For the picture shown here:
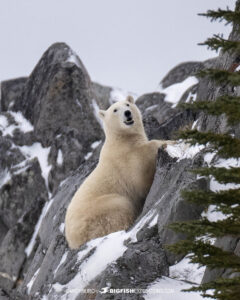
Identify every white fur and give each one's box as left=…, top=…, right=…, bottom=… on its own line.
left=65, top=96, right=175, bottom=249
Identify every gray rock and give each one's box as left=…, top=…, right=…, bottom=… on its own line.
left=0, top=77, right=27, bottom=111
left=11, top=43, right=103, bottom=194
left=0, top=158, right=48, bottom=230
left=143, top=149, right=208, bottom=265
left=91, top=81, right=113, bottom=110
left=0, top=195, right=45, bottom=291
left=160, top=61, right=203, bottom=89
left=202, top=237, right=239, bottom=284
left=0, top=136, right=25, bottom=170
left=18, top=156, right=98, bottom=298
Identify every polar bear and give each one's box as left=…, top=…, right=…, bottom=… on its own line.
left=65, top=96, right=175, bottom=249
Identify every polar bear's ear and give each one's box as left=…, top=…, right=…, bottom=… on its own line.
left=126, top=95, right=135, bottom=104
left=99, top=110, right=106, bottom=119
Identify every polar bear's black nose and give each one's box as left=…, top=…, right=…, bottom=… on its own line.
left=124, top=110, right=132, bottom=118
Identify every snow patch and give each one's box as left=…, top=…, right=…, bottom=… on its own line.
left=76, top=99, right=82, bottom=110
left=67, top=50, right=82, bottom=68
left=91, top=140, right=101, bottom=149
left=204, top=152, right=216, bottom=166
left=170, top=256, right=205, bottom=284
left=25, top=197, right=54, bottom=257
left=185, top=91, right=197, bottom=103
left=144, top=276, right=209, bottom=300
left=166, top=142, right=204, bottom=161
left=191, top=119, right=199, bottom=130
left=27, top=268, right=40, bottom=294
left=84, top=152, right=93, bottom=160
left=157, top=76, right=199, bottom=107
left=146, top=104, right=159, bottom=111
left=57, top=149, right=63, bottom=166
left=51, top=209, right=157, bottom=297
left=19, top=143, right=51, bottom=193
left=92, top=99, right=103, bottom=128
left=0, top=112, right=33, bottom=136
left=0, top=169, right=11, bottom=189
left=202, top=204, right=228, bottom=222
left=59, top=223, right=65, bottom=234
left=148, top=214, right=158, bottom=227
left=9, top=111, right=34, bottom=133
left=52, top=231, right=128, bottom=297
left=110, top=88, right=138, bottom=103
left=0, top=115, right=8, bottom=129
left=54, top=252, right=68, bottom=275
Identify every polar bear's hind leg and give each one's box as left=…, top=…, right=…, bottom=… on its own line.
left=65, top=194, right=135, bottom=249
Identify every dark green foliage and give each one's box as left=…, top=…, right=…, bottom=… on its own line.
left=179, top=95, right=240, bottom=125
left=199, top=8, right=240, bottom=25
left=178, top=130, right=240, bottom=158
left=168, top=2, right=240, bottom=299
left=198, top=69, right=240, bottom=85
left=199, top=35, right=240, bottom=53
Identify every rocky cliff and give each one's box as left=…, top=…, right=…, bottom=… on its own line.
left=0, top=14, right=239, bottom=300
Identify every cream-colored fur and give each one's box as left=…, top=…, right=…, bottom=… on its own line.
left=65, top=96, right=175, bottom=249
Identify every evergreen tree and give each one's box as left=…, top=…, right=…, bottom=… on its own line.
left=167, top=2, right=240, bottom=299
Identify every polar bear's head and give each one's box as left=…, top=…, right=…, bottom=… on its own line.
left=99, top=96, right=144, bottom=137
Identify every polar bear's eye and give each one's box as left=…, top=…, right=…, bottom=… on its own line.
left=126, top=104, right=130, bottom=107
left=113, top=109, right=118, bottom=113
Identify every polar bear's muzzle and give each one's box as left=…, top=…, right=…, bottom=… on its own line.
left=124, top=110, right=134, bottom=125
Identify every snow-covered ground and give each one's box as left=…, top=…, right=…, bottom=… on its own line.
left=144, top=277, right=210, bottom=300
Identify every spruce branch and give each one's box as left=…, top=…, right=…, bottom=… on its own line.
left=199, top=34, right=240, bottom=53
left=199, top=8, right=240, bottom=26
left=179, top=96, right=240, bottom=125
left=198, top=69, right=240, bottom=85
left=178, top=130, right=240, bottom=158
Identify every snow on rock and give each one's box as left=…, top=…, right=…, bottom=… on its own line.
left=57, top=149, right=63, bottom=166
left=157, top=76, right=199, bottom=107
left=204, top=152, right=216, bottom=166
left=19, top=143, right=51, bottom=192
left=84, top=140, right=101, bottom=160
left=27, top=268, right=40, bottom=294
left=144, top=276, right=209, bottom=300
left=9, top=111, right=34, bottom=133
left=0, top=169, right=11, bottom=189
left=52, top=231, right=128, bottom=298
left=170, top=256, right=205, bottom=284
left=0, top=115, right=8, bottom=129
left=50, top=209, right=157, bottom=298
left=215, top=157, right=240, bottom=169
left=67, top=50, right=82, bottom=68
left=191, top=119, right=199, bottom=130
left=0, top=111, right=33, bottom=136
left=235, top=65, right=240, bottom=72
left=25, top=197, right=54, bottom=257
left=92, top=99, right=103, bottom=128
left=110, top=88, right=138, bottom=103
left=202, top=205, right=228, bottom=222
left=91, top=140, right=101, bottom=149
left=54, top=252, right=68, bottom=276
left=185, top=91, right=197, bottom=103
left=75, top=98, right=82, bottom=110
left=84, top=152, right=93, bottom=161
left=146, top=104, right=159, bottom=111
left=59, top=223, right=65, bottom=234
left=166, top=142, right=205, bottom=161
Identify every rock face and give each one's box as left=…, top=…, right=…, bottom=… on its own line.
left=0, top=10, right=239, bottom=298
